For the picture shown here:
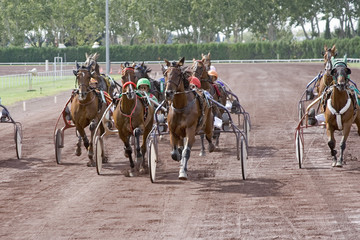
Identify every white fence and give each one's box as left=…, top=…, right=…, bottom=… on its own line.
left=0, top=70, right=73, bottom=89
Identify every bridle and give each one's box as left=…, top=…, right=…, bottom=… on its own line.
left=192, top=60, right=206, bottom=79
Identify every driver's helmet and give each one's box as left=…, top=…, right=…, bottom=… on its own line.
left=189, top=76, right=201, bottom=88
left=208, top=70, right=218, bottom=80
left=137, top=78, right=151, bottom=89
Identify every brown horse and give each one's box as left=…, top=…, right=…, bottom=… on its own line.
left=163, top=57, right=215, bottom=180
left=190, top=58, right=227, bottom=146
left=71, top=62, right=107, bottom=166
left=324, top=60, right=360, bottom=167
left=201, top=52, right=211, bottom=71
left=113, top=64, right=154, bottom=176
left=316, top=45, right=337, bottom=96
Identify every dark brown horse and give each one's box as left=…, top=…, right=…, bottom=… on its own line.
left=190, top=58, right=227, bottom=146
left=71, top=62, right=107, bottom=166
left=113, top=64, right=154, bottom=176
left=134, top=62, right=165, bottom=103
left=163, top=57, right=215, bottom=180
left=316, top=45, right=337, bottom=96
left=324, top=59, right=360, bottom=167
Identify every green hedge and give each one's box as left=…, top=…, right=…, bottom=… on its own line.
left=1, top=37, right=360, bottom=63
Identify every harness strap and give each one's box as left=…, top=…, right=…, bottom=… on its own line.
left=119, top=96, right=138, bottom=133
left=327, top=91, right=351, bottom=130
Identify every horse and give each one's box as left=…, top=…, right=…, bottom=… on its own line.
left=163, top=57, right=215, bottom=180
left=324, top=58, right=360, bottom=167
left=113, top=64, right=154, bottom=176
left=190, top=58, right=227, bottom=146
left=316, top=45, right=337, bottom=96
left=71, top=62, right=108, bottom=166
left=134, top=62, right=165, bottom=103
left=84, top=52, right=115, bottom=98
left=200, top=52, right=211, bottom=71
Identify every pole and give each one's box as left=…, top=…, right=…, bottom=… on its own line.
left=106, top=0, right=110, bottom=75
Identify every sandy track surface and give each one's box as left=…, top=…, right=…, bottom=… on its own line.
left=1, top=63, right=360, bottom=239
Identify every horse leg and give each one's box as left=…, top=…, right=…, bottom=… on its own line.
left=121, top=136, right=136, bottom=177
left=170, top=134, right=182, bottom=161
left=337, top=124, right=351, bottom=167
left=179, top=130, right=197, bottom=180
left=199, top=134, right=206, bottom=156
left=326, top=127, right=337, bottom=167
left=86, top=120, right=99, bottom=166
left=134, top=128, right=143, bottom=171
left=75, top=135, right=82, bottom=156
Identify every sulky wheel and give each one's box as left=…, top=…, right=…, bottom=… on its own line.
left=298, top=101, right=304, bottom=125
left=55, top=129, right=63, bottom=164
left=243, top=115, right=250, bottom=142
left=240, top=136, right=247, bottom=180
left=295, top=129, right=304, bottom=168
left=95, top=136, right=103, bottom=175
left=14, top=124, right=22, bottom=159
left=147, top=138, right=158, bottom=183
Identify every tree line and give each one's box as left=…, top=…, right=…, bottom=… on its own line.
left=0, top=0, right=359, bottom=48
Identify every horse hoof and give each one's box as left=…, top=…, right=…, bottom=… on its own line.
left=102, top=156, right=108, bottom=163
left=179, top=169, right=188, bottom=180
left=332, top=161, right=337, bottom=167
left=87, top=160, right=95, bottom=167
left=128, top=169, right=136, bottom=177
left=199, top=151, right=206, bottom=157
left=208, top=144, right=215, bottom=153
left=75, top=148, right=81, bottom=156
left=171, top=151, right=180, bottom=161
left=336, top=161, right=343, bottom=167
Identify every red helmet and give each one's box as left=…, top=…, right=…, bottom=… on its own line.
left=189, top=76, right=201, bottom=88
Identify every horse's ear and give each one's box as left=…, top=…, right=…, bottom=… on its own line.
left=76, top=61, right=80, bottom=70
left=93, top=52, right=100, bottom=60
left=345, top=68, right=351, bottom=75
left=331, top=45, right=336, bottom=52
left=141, top=61, right=145, bottom=67
left=208, top=52, right=211, bottom=57
left=85, top=53, right=89, bottom=59
left=161, top=65, right=167, bottom=74
left=164, top=59, right=170, bottom=67
left=192, top=58, right=196, bottom=62
left=201, top=53, right=204, bottom=58
left=120, top=63, right=124, bottom=70
left=73, top=70, right=78, bottom=76
left=324, top=45, right=328, bottom=51
left=179, top=57, right=185, bottom=66
left=331, top=68, right=337, bottom=76
left=131, top=62, right=136, bottom=68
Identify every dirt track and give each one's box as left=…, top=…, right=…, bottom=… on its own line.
left=1, top=63, right=360, bottom=239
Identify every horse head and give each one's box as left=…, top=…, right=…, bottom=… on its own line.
left=322, top=45, right=337, bottom=76
left=84, top=52, right=100, bottom=75
left=201, top=52, right=211, bottom=71
left=134, top=62, right=151, bottom=81
left=164, top=57, right=188, bottom=101
left=74, top=62, right=94, bottom=101
left=191, top=59, right=208, bottom=80
left=121, top=62, right=137, bottom=99
left=331, top=56, right=351, bottom=91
